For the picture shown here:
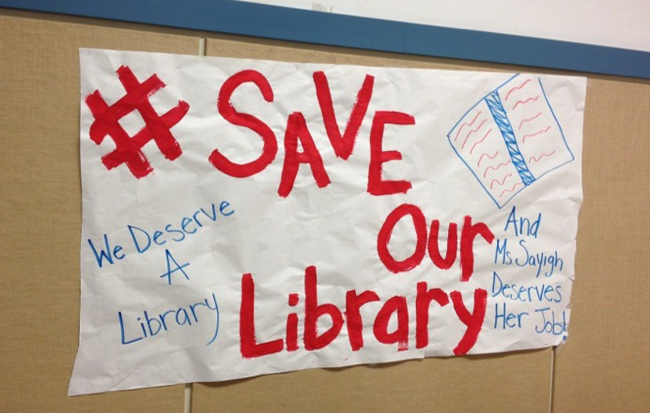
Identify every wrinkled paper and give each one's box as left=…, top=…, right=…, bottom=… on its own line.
left=70, top=48, right=585, bottom=395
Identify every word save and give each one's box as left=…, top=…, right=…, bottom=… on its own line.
left=211, top=70, right=414, bottom=197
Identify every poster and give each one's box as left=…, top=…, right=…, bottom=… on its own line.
left=69, top=49, right=585, bottom=395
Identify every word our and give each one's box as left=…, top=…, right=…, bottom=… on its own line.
left=376, top=204, right=494, bottom=281
left=88, top=68, right=417, bottom=199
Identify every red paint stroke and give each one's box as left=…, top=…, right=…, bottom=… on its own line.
left=482, top=160, right=511, bottom=178
left=489, top=173, right=512, bottom=190
left=428, top=220, right=458, bottom=270
left=367, top=111, right=415, bottom=196
left=498, top=182, right=523, bottom=198
left=86, top=66, right=188, bottom=178
left=346, top=290, right=380, bottom=351
left=376, top=204, right=427, bottom=273
left=518, top=112, right=542, bottom=130
left=373, top=296, right=409, bottom=352
left=469, top=128, right=493, bottom=154
left=459, top=216, right=494, bottom=282
left=210, top=70, right=277, bottom=178
left=454, top=111, right=482, bottom=142
left=304, top=266, right=344, bottom=351
left=313, top=71, right=374, bottom=160
left=512, top=95, right=539, bottom=110
left=278, top=112, right=332, bottom=197
left=460, top=119, right=488, bottom=150
left=522, top=125, right=551, bottom=143
left=504, top=78, right=532, bottom=101
left=477, top=150, right=499, bottom=168
left=451, top=289, right=487, bottom=355
left=240, top=273, right=284, bottom=358
left=529, top=150, right=556, bottom=164
left=415, top=282, right=449, bottom=349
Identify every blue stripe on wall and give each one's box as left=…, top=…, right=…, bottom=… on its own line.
left=2, top=0, right=649, bottom=79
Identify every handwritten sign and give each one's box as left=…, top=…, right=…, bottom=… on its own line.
left=69, top=49, right=586, bottom=395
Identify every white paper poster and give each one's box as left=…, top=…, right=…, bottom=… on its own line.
left=70, top=49, right=585, bottom=395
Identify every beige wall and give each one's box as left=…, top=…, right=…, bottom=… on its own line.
left=1, top=9, right=648, bottom=412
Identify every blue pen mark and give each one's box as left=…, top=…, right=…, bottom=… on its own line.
left=484, top=90, right=535, bottom=186
left=159, top=249, right=190, bottom=285
left=206, top=294, right=220, bottom=346
left=538, top=78, right=575, bottom=161
left=447, top=74, right=575, bottom=208
left=118, top=292, right=220, bottom=346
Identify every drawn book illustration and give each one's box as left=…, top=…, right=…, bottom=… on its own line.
left=448, top=74, right=574, bottom=208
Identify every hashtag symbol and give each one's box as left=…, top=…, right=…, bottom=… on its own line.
left=85, top=66, right=189, bottom=178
